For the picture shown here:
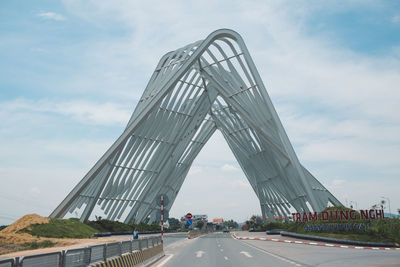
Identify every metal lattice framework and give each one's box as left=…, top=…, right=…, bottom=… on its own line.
left=50, top=29, right=342, bottom=223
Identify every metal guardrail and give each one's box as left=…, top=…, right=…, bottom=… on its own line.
left=63, top=247, right=90, bottom=267
left=0, top=236, right=162, bottom=267
left=20, top=252, right=62, bottom=267
left=0, top=258, right=15, bottom=267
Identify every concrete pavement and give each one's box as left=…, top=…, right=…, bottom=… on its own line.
left=154, top=232, right=299, bottom=267
left=152, top=231, right=400, bottom=267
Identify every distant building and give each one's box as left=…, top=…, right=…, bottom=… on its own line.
left=213, top=218, right=224, bottom=225
left=193, top=214, right=208, bottom=222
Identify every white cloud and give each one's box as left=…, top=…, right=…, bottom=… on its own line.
left=1, top=98, right=131, bottom=126
left=29, top=187, right=41, bottom=195
left=37, top=12, right=66, bottom=21
left=392, top=15, right=400, bottom=23
left=220, top=164, right=240, bottom=172
left=230, top=179, right=252, bottom=190
left=188, top=166, right=203, bottom=175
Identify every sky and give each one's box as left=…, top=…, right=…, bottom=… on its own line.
left=0, top=0, right=400, bottom=225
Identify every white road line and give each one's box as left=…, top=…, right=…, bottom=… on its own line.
left=220, top=249, right=224, bottom=252
left=224, top=256, right=228, bottom=260
left=240, top=251, right=253, bottom=258
left=218, top=244, right=221, bottom=247
left=196, top=250, right=205, bottom=258
left=241, top=241, right=302, bottom=266
left=153, top=254, right=174, bottom=267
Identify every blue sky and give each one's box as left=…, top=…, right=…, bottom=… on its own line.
left=0, top=0, right=400, bottom=224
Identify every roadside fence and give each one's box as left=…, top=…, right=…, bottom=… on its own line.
left=0, top=236, right=162, bottom=267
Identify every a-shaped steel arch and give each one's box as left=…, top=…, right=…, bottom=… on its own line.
left=50, top=29, right=342, bottom=223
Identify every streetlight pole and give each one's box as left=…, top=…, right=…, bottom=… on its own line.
left=381, top=196, right=391, bottom=216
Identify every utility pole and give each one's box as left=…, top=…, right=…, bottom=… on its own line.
left=161, top=195, right=164, bottom=244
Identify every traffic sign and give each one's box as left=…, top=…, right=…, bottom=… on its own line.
left=186, top=213, right=192, bottom=219
left=186, top=219, right=193, bottom=226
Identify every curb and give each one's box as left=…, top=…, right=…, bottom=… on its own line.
left=138, top=251, right=165, bottom=267
left=232, top=234, right=400, bottom=251
left=280, top=231, right=395, bottom=248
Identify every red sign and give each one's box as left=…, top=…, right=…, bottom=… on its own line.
left=292, top=209, right=384, bottom=223
left=186, top=213, right=192, bottom=219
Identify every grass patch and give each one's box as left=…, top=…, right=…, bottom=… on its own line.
left=0, top=241, right=57, bottom=255
left=22, top=240, right=56, bottom=250
left=18, top=217, right=163, bottom=239
left=19, top=218, right=98, bottom=238
left=86, top=219, right=133, bottom=233
left=86, top=219, right=161, bottom=233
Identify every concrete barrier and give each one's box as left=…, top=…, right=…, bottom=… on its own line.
left=89, top=244, right=164, bottom=267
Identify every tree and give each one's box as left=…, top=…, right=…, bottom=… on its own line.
left=195, top=220, right=204, bottom=229
left=224, top=219, right=238, bottom=229
left=168, top=218, right=180, bottom=228
left=397, top=208, right=400, bottom=218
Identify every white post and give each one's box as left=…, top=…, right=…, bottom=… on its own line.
left=161, top=195, right=164, bottom=244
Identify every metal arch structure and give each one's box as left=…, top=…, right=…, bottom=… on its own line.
left=50, top=29, right=342, bottom=223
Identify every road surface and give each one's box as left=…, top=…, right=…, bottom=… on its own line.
left=153, top=232, right=400, bottom=267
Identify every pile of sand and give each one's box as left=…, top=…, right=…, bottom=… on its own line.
left=0, top=214, right=121, bottom=256
left=1, top=214, right=50, bottom=234
left=0, top=214, right=51, bottom=244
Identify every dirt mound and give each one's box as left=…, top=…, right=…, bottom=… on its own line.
left=0, top=214, right=120, bottom=256
left=0, top=214, right=52, bottom=244
left=1, top=214, right=50, bottom=234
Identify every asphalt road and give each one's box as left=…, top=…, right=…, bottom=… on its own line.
left=162, top=233, right=188, bottom=247
left=153, top=232, right=400, bottom=267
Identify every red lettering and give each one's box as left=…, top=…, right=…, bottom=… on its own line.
left=302, top=212, right=308, bottom=222
left=375, top=209, right=384, bottom=219
left=308, top=212, right=318, bottom=221
left=296, top=213, right=301, bottom=222
left=321, top=211, right=329, bottom=221
left=340, top=210, right=349, bottom=220
left=369, top=209, right=375, bottom=219
left=350, top=210, right=356, bottom=220
left=329, top=210, right=338, bottom=221
left=360, top=210, right=369, bottom=220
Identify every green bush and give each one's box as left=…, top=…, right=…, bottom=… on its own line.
left=85, top=219, right=161, bottom=233
left=283, top=207, right=400, bottom=244
left=19, top=218, right=97, bottom=238
left=86, top=219, right=133, bottom=232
